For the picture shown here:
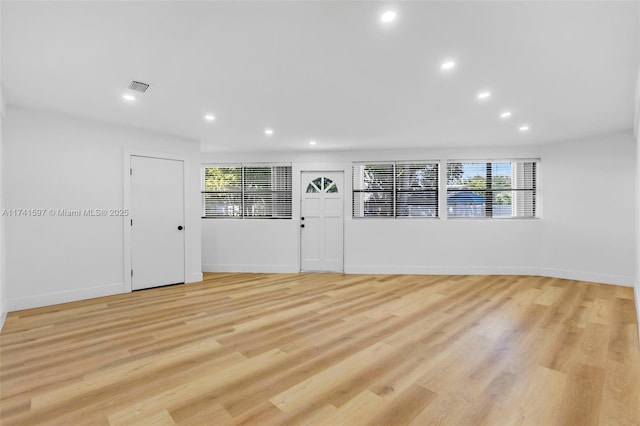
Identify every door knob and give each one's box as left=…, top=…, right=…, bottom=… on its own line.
left=301, top=217, right=305, bottom=220
left=178, top=226, right=184, bottom=230
left=301, top=224, right=305, bottom=228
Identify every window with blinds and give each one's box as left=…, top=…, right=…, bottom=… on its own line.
left=202, top=166, right=242, bottom=218
left=352, top=162, right=439, bottom=218
left=202, top=164, right=292, bottom=219
left=446, top=161, right=537, bottom=218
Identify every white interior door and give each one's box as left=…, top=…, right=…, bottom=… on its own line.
left=300, top=172, right=344, bottom=272
left=131, top=156, right=185, bottom=290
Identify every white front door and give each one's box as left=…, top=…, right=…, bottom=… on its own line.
left=300, top=172, right=344, bottom=272
left=131, top=156, right=185, bottom=290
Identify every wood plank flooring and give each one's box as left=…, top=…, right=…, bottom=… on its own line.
left=1, top=273, right=639, bottom=425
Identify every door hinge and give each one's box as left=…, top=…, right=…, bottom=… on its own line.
left=131, top=269, right=133, bottom=277
left=130, top=219, right=133, bottom=226
left=130, top=168, right=133, bottom=175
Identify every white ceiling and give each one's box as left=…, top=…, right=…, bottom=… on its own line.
left=2, top=1, right=638, bottom=153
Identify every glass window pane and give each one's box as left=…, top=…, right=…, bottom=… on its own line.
left=446, top=161, right=536, bottom=218
left=491, top=190, right=512, bottom=217
left=244, top=192, right=272, bottom=217
left=509, top=190, right=536, bottom=217
left=397, top=191, right=438, bottom=217
left=447, top=190, right=486, bottom=217
left=491, top=162, right=512, bottom=189
left=202, top=193, right=242, bottom=217
left=512, top=162, right=536, bottom=190
left=396, top=164, right=438, bottom=190
left=242, top=166, right=292, bottom=219
left=244, top=167, right=272, bottom=191
left=204, top=167, right=241, bottom=191
left=324, top=178, right=338, bottom=193
left=202, top=164, right=292, bottom=219
left=323, top=178, right=333, bottom=191
left=353, top=164, right=394, bottom=191
left=353, top=192, right=393, bottom=217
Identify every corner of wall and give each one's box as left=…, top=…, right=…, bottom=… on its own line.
left=0, top=89, right=6, bottom=332
left=1, top=0, right=6, bottom=328
left=635, top=37, right=640, bottom=340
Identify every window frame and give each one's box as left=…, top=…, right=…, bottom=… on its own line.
left=446, top=160, right=538, bottom=219
left=201, top=163, right=292, bottom=219
left=352, top=161, right=440, bottom=219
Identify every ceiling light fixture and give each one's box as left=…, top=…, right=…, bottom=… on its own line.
left=441, top=60, right=456, bottom=71
left=519, top=125, right=530, bottom=132
left=380, top=10, right=397, bottom=23
left=264, top=128, right=274, bottom=136
left=204, top=114, right=215, bottom=121
left=309, top=140, right=317, bottom=145
left=477, top=91, right=492, bottom=100
left=500, top=111, right=512, bottom=119
left=122, top=94, right=136, bottom=102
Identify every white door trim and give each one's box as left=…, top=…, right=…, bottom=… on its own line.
left=123, top=149, right=190, bottom=293
left=299, top=170, right=345, bottom=273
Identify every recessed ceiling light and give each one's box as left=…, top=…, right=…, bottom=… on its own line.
left=441, top=60, right=456, bottom=71
left=204, top=114, right=215, bottom=121
left=380, top=10, right=397, bottom=23
left=477, top=91, right=492, bottom=100
left=122, top=94, right=136, bottom=102
left=264, top=128, right=274, bottom=136
left=309, top=140, right=316, bottom=145
left=500, top=111, right=512, bottom=119
left=519, top=125, right=530, bottom=132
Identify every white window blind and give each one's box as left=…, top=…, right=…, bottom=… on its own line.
left=352, top=161, right=439, bottom=218
left=202, top=165, right=242, bottom=218
left=396, top=162, right=439, bottom=217
left=353, top=163, right=394, bottom=217
left=446, top=161, right=537, bottom=218
left=202, top=164, right=292, bottom=219
left=243, top=165, right=292, bottom=218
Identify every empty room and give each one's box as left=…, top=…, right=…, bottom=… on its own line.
left=1, top=1, right=639, bottom=425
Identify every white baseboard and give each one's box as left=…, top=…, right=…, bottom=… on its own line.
left=0, top=302, right=6, bottom=332
left=344, top=265, right=541, bottom=276
left=6, top=282, right=124, bottom=312
left=539, top=267, right=634, bottom=287
left=188, top=272, right=204, bottom=283
left=202, top=263, right=299, bottom=274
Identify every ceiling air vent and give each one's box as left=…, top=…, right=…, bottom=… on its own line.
left=128, top=81, right=150, bottom=93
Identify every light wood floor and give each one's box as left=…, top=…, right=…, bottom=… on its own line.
left=1, top=273, right=639, bottom=425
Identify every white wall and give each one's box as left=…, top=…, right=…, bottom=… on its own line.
left=202, top=220, right=300, bottom=273
left=635, top=55, right=640, bottom=336
left=202, top=146, right=543, bottom=277
left=202, top=134, right=635, bottom=287
left=0, top=88, right=6, bottom=329
left=346, top=219, right=540, bottom=275
left=540, top=131, right=636, bottom=286
left=636, top=118, right=640, bottom=336
left=0, top=0, right=6, bottom=328
left=3, top=106, right=202, bottom=311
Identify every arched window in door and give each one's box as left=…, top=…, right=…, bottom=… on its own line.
left=306, top=177, right=339, bottom=194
